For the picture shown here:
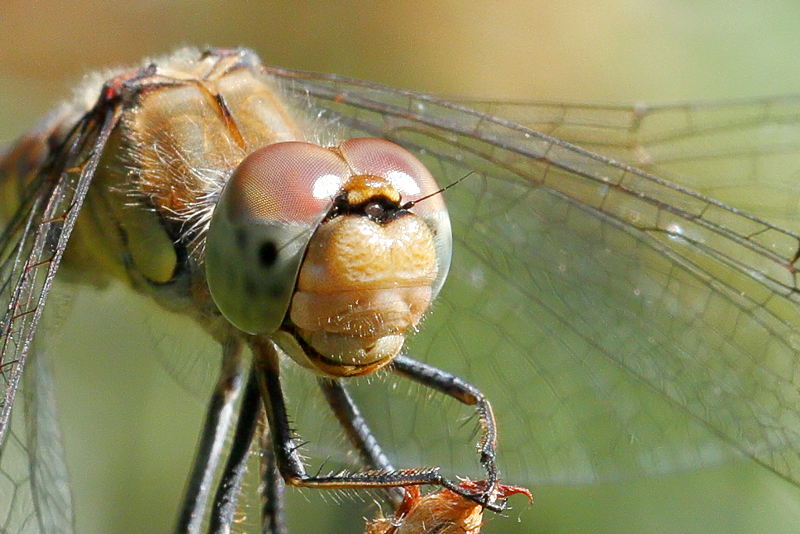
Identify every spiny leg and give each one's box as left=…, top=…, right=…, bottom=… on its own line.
left=251, top=338, right=442, bottom=487
left=250, top=338, right=503, bottom=511
left=390, top=354, right=499, bottom=503
left=317, top=378, right=394, bottom=472
left=317, top=377, right=404, bottom=507
left=207, top=367, right=260, bottom=534
left=204, top=363, right=288, bottom=534
left=176, top=338, right=245, bottom=534
left=260, top=427, right=286, bottom=534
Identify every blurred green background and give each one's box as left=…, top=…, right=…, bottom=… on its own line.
left=2, top=1, right=800, bottom=533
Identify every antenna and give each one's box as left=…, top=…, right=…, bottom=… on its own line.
left=400, top=171, right=476, bottom=210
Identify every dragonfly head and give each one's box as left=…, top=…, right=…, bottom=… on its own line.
left=206, top=138, right=452, bottom=376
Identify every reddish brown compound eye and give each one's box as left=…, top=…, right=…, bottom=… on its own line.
left=206, top=142, right=350, bottom=334
left=338, top=138, right=445, bottom=211
left=206, top=138, right=453, bottom=337
left=224, top=141, right=350, bottom=224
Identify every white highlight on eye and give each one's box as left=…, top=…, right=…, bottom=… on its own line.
left=387, top=170, right=421, bottom=196
left=312, top=173, right=344, bottom=199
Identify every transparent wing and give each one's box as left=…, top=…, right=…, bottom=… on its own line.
left=0, top=336, right=74, bottom=534
left=0, top=98, right=121, bottom=532
left=268, top=67, right=800, bottom=487
left=463, top=98, right=800, bottom=232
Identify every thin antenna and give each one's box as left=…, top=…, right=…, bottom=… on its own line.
left=400, top=171, right=476, bottom=210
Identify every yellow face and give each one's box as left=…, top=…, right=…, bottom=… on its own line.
left=290, top=174, right=440, bottom=376
left=206, top=138, right=452, bottom=376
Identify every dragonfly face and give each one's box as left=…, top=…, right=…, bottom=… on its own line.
left=2, top=47, right=800, bottom=533
left=206, top=138, right=452, bottom=377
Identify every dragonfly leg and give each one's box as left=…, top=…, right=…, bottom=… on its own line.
left=317, top=378, right=405, bottom=507
left=176, top=338, right=245, bottom=534
left=207, top=367, right=260, bottom=534
left=203, top=366, right=288, bottom=534
left=389, top=354, right=499, bottom=504
left=260, top=427, right=286, bottom=534
left=249, top=338, right=504, bottom=512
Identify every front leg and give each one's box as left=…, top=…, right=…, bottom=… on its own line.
left=317, top=378, right=395, bottom=473
left=317, top=377, right=404, bottom=507
left=250, top=338, right=504, bottom=512
left=251, top=338, right=442, bottom=488
left=390, top=354, right=500, bottom=505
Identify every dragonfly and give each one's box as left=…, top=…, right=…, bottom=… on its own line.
left=1, top=46, right=800, bottom=533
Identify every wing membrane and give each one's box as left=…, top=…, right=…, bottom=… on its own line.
left=463, top=98, right=800, bottom=233
left=267, top=67, right=800, bottom=485
left=0, top=97, right=121, bottom=532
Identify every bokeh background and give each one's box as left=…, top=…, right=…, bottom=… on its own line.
left=3, top=1, right=800, bottom=533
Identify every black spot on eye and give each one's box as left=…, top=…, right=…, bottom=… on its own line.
left=258, top=241, right=278, bottom=268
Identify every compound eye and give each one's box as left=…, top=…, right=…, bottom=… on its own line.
left=206, top=142, right=350, bottom=334
left=338, top=138, right=444, bottom=212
